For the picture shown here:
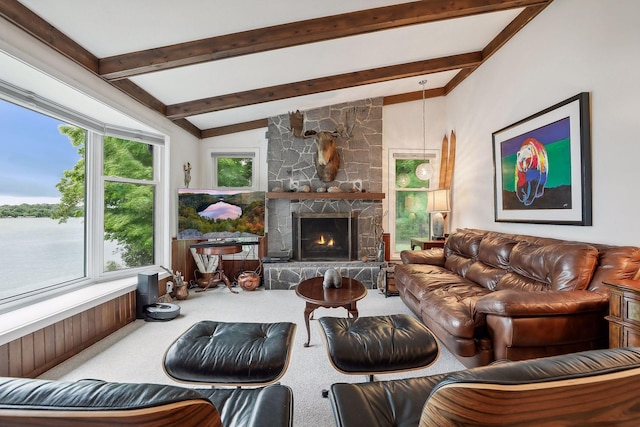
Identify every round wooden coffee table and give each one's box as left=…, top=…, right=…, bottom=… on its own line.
left=295, top=276, right=367, bottom=347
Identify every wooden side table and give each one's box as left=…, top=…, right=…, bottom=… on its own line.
left=410, top=238, right=445, bottom=250
left=604, top=280, right=640, bottom=348
left=295, top=277, right=366, bottom=347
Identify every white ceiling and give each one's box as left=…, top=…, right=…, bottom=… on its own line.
left=2, top=1, right=549, bottom=135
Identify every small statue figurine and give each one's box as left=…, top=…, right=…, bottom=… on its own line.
left=323, top=268, right=342, bottom=288
left=183, top=162, right=191, bottom=188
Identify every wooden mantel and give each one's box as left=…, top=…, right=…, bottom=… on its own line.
left=267, top=192, right=385, bottom=200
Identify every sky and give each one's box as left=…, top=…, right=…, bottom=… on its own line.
left=0, top=99, right=80, bottom=205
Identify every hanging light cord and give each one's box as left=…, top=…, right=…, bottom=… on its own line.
left=420, top=79, right=427, bottom=161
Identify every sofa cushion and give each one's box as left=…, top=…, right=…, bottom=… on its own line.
left=496, top=241, right=598, bottom=292
left=0, top=378, right=207, bottom=410
left=330, top=374, right=448, bottom=427
left=465, top=262, right=507, bottom=292
left=196, top=384, right=293, bottom=427
left=420, top=282, right=492, bottom=339
left=589, top=245, right=640, bottom=293
left=394, top=264, right=454, bottom=300
left=478, top=234, right=517, bottom=270
left=444, top=230, right=483, bottom=277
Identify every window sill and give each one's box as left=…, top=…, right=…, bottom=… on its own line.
left=0, top=277, right=138, bottom=346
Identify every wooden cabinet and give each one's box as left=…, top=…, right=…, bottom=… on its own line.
left=605, top=280, right=640, bottom=348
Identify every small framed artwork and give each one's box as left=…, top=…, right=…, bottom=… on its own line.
left=492, top=92, right=592, bottom=225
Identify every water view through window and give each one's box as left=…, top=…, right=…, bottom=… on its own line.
left=0, top=99, right=86, bottom=300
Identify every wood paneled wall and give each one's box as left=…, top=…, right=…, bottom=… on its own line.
left=0, top=292, right=136, bottom=379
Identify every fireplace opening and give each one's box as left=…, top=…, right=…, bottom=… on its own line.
left=292, top=212, right=358, bottom=261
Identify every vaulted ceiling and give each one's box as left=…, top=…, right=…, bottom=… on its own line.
left=1, top=0, right=553, bottom=139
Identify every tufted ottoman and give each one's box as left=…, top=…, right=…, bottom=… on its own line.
left=163, top=320, right=296, bottom=386
left=318, top=314, right=439, bottom=381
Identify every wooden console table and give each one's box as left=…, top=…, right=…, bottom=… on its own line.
left=191, top=243, right=243, bottom=294
left=605, top=280, right=640, bottom=348
left=410, top=238, right=445, bottom=250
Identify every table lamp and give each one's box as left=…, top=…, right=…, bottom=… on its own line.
left=427, top=189, right=450, bottom=240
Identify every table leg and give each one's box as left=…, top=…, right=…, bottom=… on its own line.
left=303, top=303, right=317, bottom=347
left=346, top=302, right=359, bottom=319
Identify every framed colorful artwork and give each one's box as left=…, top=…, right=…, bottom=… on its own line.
left=492, top=92, right=592, bottom=225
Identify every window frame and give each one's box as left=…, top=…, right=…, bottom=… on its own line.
left=0, top=79, right=168, bottom=310
left=209, top=149, right=259, bottom=190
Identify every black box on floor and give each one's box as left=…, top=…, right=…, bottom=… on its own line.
left=136, top=272, right=158, bottom=319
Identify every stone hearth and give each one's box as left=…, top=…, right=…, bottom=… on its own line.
left=263, top=261, right=384, bottom=290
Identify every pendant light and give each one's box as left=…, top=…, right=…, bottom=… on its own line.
left=415, top=79, right=433, bottom=181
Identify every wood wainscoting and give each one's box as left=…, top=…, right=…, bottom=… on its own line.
left=0, top=292, right=135, bottom=379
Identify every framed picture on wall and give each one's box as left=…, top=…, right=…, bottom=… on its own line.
left=492, top=92, right=592, bottom=225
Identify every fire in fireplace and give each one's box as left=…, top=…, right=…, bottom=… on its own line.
left=292, top=212, right=359, bottom=261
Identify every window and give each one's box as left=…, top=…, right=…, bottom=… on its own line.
left=388, top=150, right=439, bottom=258
left=102, top=136, right=156, bottom=271
left=0, top=84, right=165, bottom=307
left=0, top=101, right=86, bottom=301
left=211, top=151, right=257, bottom=189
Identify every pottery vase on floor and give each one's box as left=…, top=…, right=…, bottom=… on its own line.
left=174, top=284, right=189, bottom=300
left=194, top=270, right=216, bottom=288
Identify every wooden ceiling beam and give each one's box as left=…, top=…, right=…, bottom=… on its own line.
left=200, top=89, right=447, bottom=137
left=99, top=0, right=550, bottom=80
left=201, top=119, right=269, bottom=138
left=383, top=88, right=446, bottom=105
left=165, top=52, right=482, bottom=119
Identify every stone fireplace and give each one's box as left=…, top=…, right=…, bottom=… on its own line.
left=266, top=98, right=384, bottom=257
left=263, top=97, right=385, bottom=289
left=292, top=212, right=358, bottom=261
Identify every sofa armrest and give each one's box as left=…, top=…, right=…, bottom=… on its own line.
left=421, top=348, right=640, bottom=426
left=400, top=248, right=445, bottom=266
left=475, top=289, right=609, bottom=317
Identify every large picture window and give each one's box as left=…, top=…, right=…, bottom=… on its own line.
left=0, top=101, right=86, bottom=301
left=0, top=88, right=165, bottom=307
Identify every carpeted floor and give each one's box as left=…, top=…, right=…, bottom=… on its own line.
left=39, top=285, right=465, bottom=427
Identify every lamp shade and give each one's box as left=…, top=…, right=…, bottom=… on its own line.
left=426, top=189, right=451, bottom=213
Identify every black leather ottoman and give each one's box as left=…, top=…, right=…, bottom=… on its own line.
left=163, top=320, right=296, bottom=386
left=318, top=314, right=439, bottom=381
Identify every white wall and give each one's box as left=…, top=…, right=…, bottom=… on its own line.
left=441, top=0, right=640, bottom=245
left=382, top=96, right=447, bottom=231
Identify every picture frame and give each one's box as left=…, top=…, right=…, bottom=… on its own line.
left=492, top=92, right=591, bottom=225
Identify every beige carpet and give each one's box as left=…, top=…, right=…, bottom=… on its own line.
left=39, top=286, right=465, bottom=427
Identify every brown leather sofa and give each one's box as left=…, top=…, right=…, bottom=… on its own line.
left=394, top=228, right=640, bottom=367
left=329, top=347, right=640, bottom=427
